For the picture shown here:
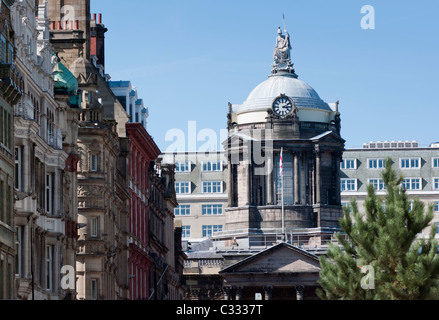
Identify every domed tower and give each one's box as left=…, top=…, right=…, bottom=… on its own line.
left=224, top=26, right=345, bottom=242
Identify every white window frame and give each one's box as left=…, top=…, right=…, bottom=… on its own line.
left=368, top=158, right=386, bottom=170
left=434, top=202, right=439, bottom=213
left=175, top=181, right=190, bottom=194
left=400, top=158, right=421, bottom=169
left=368, top=178, right=386, bottom=191
left=175, top=161, right=191, bottom=173
left=340, top=159, right=357, bottom=170
left=341, top=179, right=357, bottom=192
left=174, top=205, right=191, bottom=216
left=433, top=158, right=439, bottom=168
left=201, top=161, right=223, bottom=172
left=402, top=178, right=422, bottom=190
left=202, top=204, right=223, bottom=215
left=202, top=225, right=223, bottom=238
left=433, top=178, right=439, bottom=191
left=182, top=225, right=191, bottom=238
left=202, top=181, right=223, bottom=194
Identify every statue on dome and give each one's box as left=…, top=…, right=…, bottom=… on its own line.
left=273, top=27, right=292, bottom=65
left=272, top=22, right=296, bottom=76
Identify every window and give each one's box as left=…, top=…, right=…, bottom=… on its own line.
left=433, top=158, right=439, bottom=168
left=0, top=180, right=4, bottom=222
left=433, top=178, right=439, bottom=190
left=45, top=173, right=54, bottom=214
left=402, top=178, right=421, bottom=190
left=434, top=202, right=439, bottom=213
left=368, top=158, right=386, bottom=169
left=175, top=181, right=190, bottom=194
left=182, top=226, right=191, bottom=238
left=174, top=205, right=191, bottom=216
left=15, top=147, right=23, bottom=191
left=0, top=35, right=6, bottom=63
left=368, top=179, right=386, bottom=191
left=90, top=154, right=99, bottom=172
left=91, top=279, right=98, bottom=300
left=202, top=161, right=222, bottom=172
left=16, top=226, right=24, bottom=277
left=91, top=217, right=99, bottom=238
left=275, top=152, right=294, bottom=205
left=341, top=179, right=357, bottom=192
left=341, top=202, right=352, bottom=213
left=202, top=225, right=223, bottom=238
left=202, top=204, right=223, bottom=215
left=202, top=181, right=222, bottom=193
left=175, top=162, right=190, bottom=173
left=340, top=159, right=357, bottom=170
left=400, top=158, right=420, bottom=169
left=0, top=105, right=12, bottom=150
left=46, top=245, right=53, bottom=291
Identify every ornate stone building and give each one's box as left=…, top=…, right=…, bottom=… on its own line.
left=148, top=159, right=186, bottom=300
left=182, top=25, right=345, bottom=300
left=11, top=0, right=81, bottom=300
left=0, top=0, right=23, bottom=300
left=41, top=0, right=130, bottom=300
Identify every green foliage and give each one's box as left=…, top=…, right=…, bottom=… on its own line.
left=317, top=158, right=439, bottom=300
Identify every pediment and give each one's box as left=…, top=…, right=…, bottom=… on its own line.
left=220, top=243, right=320, bottom=275
left=311, top=131, right=345, bottom=144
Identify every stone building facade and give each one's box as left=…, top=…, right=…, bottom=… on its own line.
left=12, top=0, right=81, bottom=300
left=42, top=0, right=132, bottom=300
left=148, top=160, right=186, bottom=300
left=126, top=122, right=160, bottom=300
left=0, top=0, right=23, bottom=300
left=179, top=26, right=345, bottom=300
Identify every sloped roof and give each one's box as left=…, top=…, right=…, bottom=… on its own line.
left=219, top=242, right=320, bottom=275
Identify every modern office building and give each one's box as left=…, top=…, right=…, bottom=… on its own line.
left=109, top=81, right=149, bottom=128
left=162, top=151, right=229, bottom=245
left=341, top=141, right=439, bottom=237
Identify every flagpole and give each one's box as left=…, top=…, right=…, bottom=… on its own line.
left=281, top=148, right=285, bottom=241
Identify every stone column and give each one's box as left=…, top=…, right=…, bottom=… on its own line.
left=294, top=152, right=300, bottom=204
left=334, top=152, right=342, bottom=205
left=223, top=286, right=232, bottom=300
left=235, top=286, right=243, bottom=300
left=264, top=286, right=273, bottom=300
left=238, top=159, right=251, bottom=207
left=266, top=151, right=273, bottom=205
left=315, top=148, right=321, bottom=205
left=301, top=152, right=307, bottom=204
left=296, top=285, right=305, bottom=301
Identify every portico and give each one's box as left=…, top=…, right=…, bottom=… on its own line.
left=219, top=242, right=321, bottom=300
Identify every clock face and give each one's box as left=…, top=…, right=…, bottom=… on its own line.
left=273, top=96, right=293, bottom=117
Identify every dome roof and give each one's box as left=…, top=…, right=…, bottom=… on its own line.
left=235, top=73, right=331, bottom=113
left=53, top=60, right=78, bottom=94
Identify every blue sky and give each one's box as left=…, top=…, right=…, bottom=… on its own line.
left=91, top=0, right=439, bottom=151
